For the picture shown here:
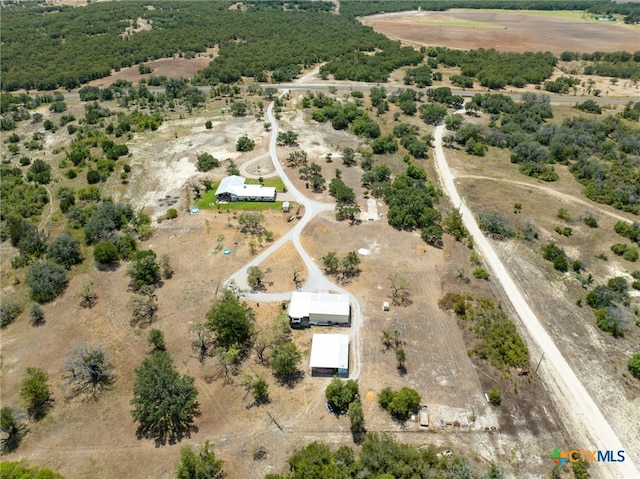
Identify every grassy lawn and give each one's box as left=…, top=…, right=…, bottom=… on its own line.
left=194, top=175, right=290, bottom=211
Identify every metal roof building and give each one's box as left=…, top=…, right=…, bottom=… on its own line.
left=288, top=292, right=350, bottom=326
left=309, top=334, right=349, bottom=378
left=215, top=175, right=276, bottom=202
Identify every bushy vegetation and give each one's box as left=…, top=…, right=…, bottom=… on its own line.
left=384, top=168, right=442, bottom=247
left=1, top=461, right=65, bottom=479
left=0, top=302, right=22, bottom=328
left=26, top=260, right=69, bottom=303
left=267, top=432, right=504, bottom=479
left=325, top=378, right=359, bottom=415
left=175, top=441, right=225, bottom=479
left=439, top=293, right=529, bottom=371
left=542, top=242, right=570, bottom=272
left=629, top=353, right=640, bottom=379
left=468, top=93, right=640, bottom=212
left=585, top=277, right=629, bottom=338
left=378, top=387, right=421, bottom=421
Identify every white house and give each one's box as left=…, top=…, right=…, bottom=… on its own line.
left=288, top=292, right=350, bottom=326
left=309, top=334, right=349, bottom=377
left=215, top=175, right=276, bottom=202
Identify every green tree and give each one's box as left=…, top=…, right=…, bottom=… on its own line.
left=443, top=209, right=468, bottom=242
left=242, top=371, right=269, bottom=405
left=127, top=250, right=161, bottom=290
left=93, top=240, right=119, bottom=265
left=148, top=328, right=166, bottom=352
left=419, top=103, right=448, bottom=125
left=572, top=459, right=590, bottom=479
left=627, top=353, right=640, bottom=379
left=20, top=367, right=51, bottom=420
left=29, top=304, right=45, bottom=326
left=325, top=378, right=359, bottom=414
left=488, top=386, right=502, bottom=406
left=1, top=302, right=22, bottom=328
left=341, top=251, right=360, bottom=278
left=247, top=265, right=266, bottom=290
left=253, top=313, right=291, bottom=364
left=215, top=344, right=241, bottom=383
left=26, top=260, right=68, bottom=303
left=348, top=400, right=365, bottom=434
left=27, top=159, right=52, bottom=184
left=47, top=234, right=83, bottom=269
left=0, top=461, right=65, bottom=478
left=77, top=280, right=97, bottom=308
left=0, top=406, right=28, bottom=454
left=270, top=341, right=302, bottom=382
left=236, top=135, right=255, bottom=152
left=206, top=289, right=255, bottom=350
left=277, top=131, right=299, bottom=147
left=176, top=440, right=225, bottom=479
left=196, top=153, right=219, bottom=172
left=322, top=251, right=340, bottom=274
left=61, top=345, right=114, bottom=398
left=387, top=387, right=420, bottom=421
left=131, top=350, right=199, bottom=445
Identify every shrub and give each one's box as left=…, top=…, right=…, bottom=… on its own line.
left=236, top=135, right=255, bottom=152
left=611, top=243, right=628, bottom=256
left=595, top=308, right=624, bottom=338
left=628, top=353, right=640, bottom=379
left=166, top=208, right=178, bottom=219
left=556, top=208, right=571, bottom=221
left=93, top=240, right=119, bottom=265
left=581, top=211, right=598, bottom=228
left=473, top=268, right=489, bottom=280
left=20, top=367, right=51, bottom=419
left=478, top=211, right=514, bottom=239
left=488, top=386, right=502, bottom=406
left=623, top=247, right=638, bottom=262
left=26, top=260, right=68, bottom=303
left=196, top=153, right=219, bottom=172
left=0, top=302, right=22, bottom=328
left=86, top=170, right=101, bottom=184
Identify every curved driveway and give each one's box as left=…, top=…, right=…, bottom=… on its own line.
left=433, top=111, right=639, bottom=479
left=225, top=101, right=364, bottom=379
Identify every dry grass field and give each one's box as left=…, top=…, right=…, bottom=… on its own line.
left=361, top=9, right=639, bottom=55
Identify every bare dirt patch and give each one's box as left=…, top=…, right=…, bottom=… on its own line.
left=86, top=47, right=218, bottom=88
left=361, top=9, right=638, bottom=55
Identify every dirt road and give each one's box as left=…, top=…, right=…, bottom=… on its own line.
left=433, top=112, right=640, bottom=479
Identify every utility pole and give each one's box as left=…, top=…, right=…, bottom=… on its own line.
left=535, top=352, right=545, bottom=375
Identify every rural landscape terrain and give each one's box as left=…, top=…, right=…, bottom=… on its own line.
left=1, top=1, right=639, bottom=479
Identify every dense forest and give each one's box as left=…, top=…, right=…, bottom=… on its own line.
left=3, top=0, right=639, bottom=91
